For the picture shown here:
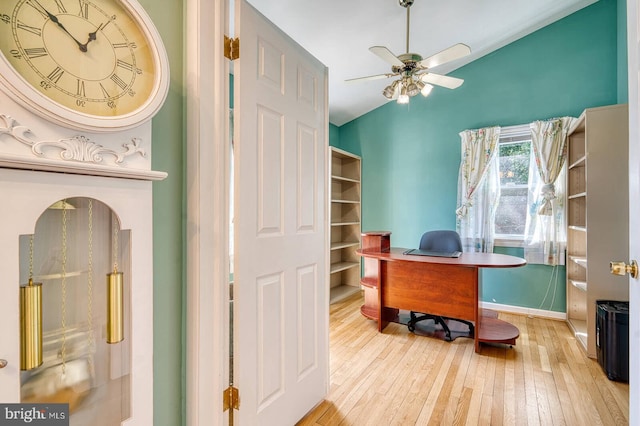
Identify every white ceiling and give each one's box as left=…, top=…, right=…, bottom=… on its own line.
left=245, top=0, right=598, bottom=126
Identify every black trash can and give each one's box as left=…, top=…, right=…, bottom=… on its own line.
left=596, top=300, right=629, bottom=382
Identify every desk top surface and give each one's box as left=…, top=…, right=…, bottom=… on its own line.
left=356, top=247, right=526, bottom=268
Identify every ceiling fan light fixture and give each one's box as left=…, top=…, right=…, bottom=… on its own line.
left=405, top=79, right=420, bottom=97
left=346, top=0, right=470, bottom=107
left=420, top=83, right=434, bottom=97
left=383, top=80, right=399, bottom=99
left=397, top=86, right=409, bottom=104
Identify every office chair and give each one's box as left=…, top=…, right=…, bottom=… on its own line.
left=406, top=230, right=475, bottom=341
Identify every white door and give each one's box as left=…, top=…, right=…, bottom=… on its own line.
left=233, top=1, right=329, bottom=424
left=628, top=0, right=639, bottom=423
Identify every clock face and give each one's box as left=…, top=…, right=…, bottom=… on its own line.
left=0, top=0, right=158, bottom=119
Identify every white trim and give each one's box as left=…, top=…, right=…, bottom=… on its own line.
left=0, top=155, right=167, bottom=181
left=481, top=301, right=566, bottom=321
left=185, top=0, right=229, bottom=425
left=493, top=237, right=525, bottom=248
left=499, top=123, right=531, bottom=141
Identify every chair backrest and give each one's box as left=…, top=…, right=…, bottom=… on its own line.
left=419, top=230, right=462, bottom=253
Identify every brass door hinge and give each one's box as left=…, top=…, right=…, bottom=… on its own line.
left=223, top=386, right=239, bottom=411
left=224, top=36, right=240, bottom=60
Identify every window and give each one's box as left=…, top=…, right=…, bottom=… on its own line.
left=494, top=126, right=531, bottom=240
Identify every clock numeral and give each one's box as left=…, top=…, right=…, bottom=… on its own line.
left=113, top=42, right=137, bottom=49
left=10, top=49, right=22, bottom=59
left=1, top=14, right=10, bottom=24
left=24, top=47, right=48, bottom=59
left=47, top=66, right=64, bottom=84
left=76, top=99, right=86, bottom=107
left=25, top=0, right=48, bottom=19
left=99, top=83, right=110, bottom=98
left=17, top=21, right=42, bottom=36
left=110, top=74, right=128, bottom=91
left=78, top=0, right=88, bottom=19
left=76, top=79, right=86, bottom=97
left=116, top=59, right=134, bottom=72
left=54, top=0, right=67, bottom=13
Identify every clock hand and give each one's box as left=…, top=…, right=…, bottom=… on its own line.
left=81, top=23, right=103, bottom=51
left=49, top=13, right=87, bottom=52
left=30, top=0, right=88, bottom=53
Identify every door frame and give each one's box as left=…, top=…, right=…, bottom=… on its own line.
left=185, top=0, right=230, bottom=424
left=627, top=0, right=639, bottom=422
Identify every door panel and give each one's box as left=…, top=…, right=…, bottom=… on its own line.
left=234, top=0, right=329, bottom=424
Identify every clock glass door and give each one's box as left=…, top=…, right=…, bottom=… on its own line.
left=19, top=197, right=131, bottom=425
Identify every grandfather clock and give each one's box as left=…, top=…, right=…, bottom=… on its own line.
left=0, top=0, right=169, bottom=424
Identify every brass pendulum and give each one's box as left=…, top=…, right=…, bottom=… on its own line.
left=106, top=269, right=124, bottom=344
left=20, top=236, right=42, bottom=370
left=107, top=215, right=124, bottom=344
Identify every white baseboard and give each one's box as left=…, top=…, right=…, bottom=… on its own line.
left=481, top=301, right=567, bottom=321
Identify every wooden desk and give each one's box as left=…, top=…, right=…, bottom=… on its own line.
left=357, top=232, right=526, bottom=353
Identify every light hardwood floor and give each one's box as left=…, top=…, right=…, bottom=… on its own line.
left=298, top=292, right=629, bottom=425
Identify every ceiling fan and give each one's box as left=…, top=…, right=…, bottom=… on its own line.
left=346, top=0, right=471, bottom=104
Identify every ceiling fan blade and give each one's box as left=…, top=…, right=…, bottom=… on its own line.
left=345, top=73, right=396, bottom=83
left=420, top=73, right=464, bottom=89
left=419, top=43, right=471, bottom=69
left=369, top=46, right=404, bottom=67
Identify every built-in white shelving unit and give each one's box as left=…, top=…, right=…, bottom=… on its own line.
left=566, top=104, right=629, bottom=357
left=329, top=147, right=361, bottom=304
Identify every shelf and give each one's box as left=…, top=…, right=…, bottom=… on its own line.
left=568, top=156, right=586, bottom=169
left=330, top=261, right=359, bottom=274
left=569, top=255, right=587, bottom=268
left=34, top=270, right=87, bottom=280
left=330, top=147, right=361, bottom=305
left=331, top=221, right=360, bottom=226
left=331, top=199, right=360, bottom=204
left=331, top=175, right=360, bottom=184
left=330, top=284, right=361, bottom=304
left=569, top=279, right=587, bottom=292
left=331, top=241, right=360, bottom=250
left=566, top=104, right=629, bottom=360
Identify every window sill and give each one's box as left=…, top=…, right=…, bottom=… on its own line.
left=494, top=237, right=525, bottom=248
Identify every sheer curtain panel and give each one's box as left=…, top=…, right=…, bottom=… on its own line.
left=524, top=117, right=576, bottom=265
left=456, top=126, right=501, bottom=253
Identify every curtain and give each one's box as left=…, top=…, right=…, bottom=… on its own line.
left=456, top=126, right=501, bottom=252
left=524, top=117, right=575, bottom=265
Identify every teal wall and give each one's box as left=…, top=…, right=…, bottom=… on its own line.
left=138, top=1, right=184, bottom=425
left=618, top=0, right=628, bottom=102
left=125, top=0, right=628, bottom=423
left=331, top=0, right=625, bottom=313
